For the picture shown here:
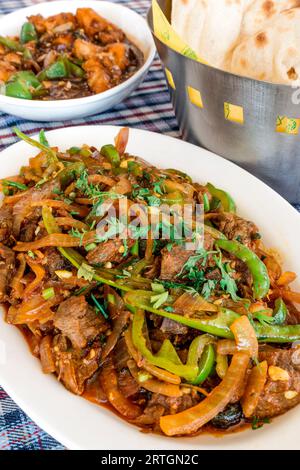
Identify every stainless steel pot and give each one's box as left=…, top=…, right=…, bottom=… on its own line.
left=147, top=0, right=300, bottom=203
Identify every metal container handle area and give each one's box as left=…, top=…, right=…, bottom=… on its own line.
left=147, top=0, right=300, bottom=203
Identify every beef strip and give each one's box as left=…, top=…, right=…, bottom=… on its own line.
left=285, top=301, right=300, bottom=325
left=0, top=245, right=15, bottom=302
left=160, top=234, right=214, bottom=280
left=118, top=368, right=140, bottom=398
left=19, top=208, right=41, bottom=242
left=76, top=347, right=102, bottom=391
left=43, top=247, right=68, bottom=277
left=213, top=213, right=259, bottom=247
left=161, top=318, right=189, bottom=335
left=160, top=245, right=193, bottom=281
left=86, top=238, right=133, bottom=265
left=39, top=335, right=56, bottom=374
left=0, top=205, right=13, bottom=243
left=135, top=392, right=199, bottom=427
left=12, top=180, right=60, bottom=236
left=255, top=347, right=300, bottom=418
left=113, top=337, right=131, bottom=371
left=54, top=295, right=108, bottom=349
left=52, top=334, right=102, bottom=395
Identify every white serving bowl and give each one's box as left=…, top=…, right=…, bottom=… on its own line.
left=0, top=1, right=156, bottom=121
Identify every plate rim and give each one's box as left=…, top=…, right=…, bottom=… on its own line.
left=1, top=124, right=300, bottom=450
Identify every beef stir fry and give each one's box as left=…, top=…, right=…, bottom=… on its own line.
left=0, top=8, right=143, bottom=100
left=1, top=127, right=300, bottom=437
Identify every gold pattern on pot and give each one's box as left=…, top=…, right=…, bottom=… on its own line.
left=187, top=86, right=204, bottom=108
left=276, top=116, right=300, bottom=135
left=152, top=0, right=206, bottom=63
left=224, top=103, right=244, bottom=125
left=165, top=68, right=176, bottom=90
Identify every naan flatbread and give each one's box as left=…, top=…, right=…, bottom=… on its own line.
left=241, top=0, right=300, bottom=37
left=171, top=0, right=300, bottom=83
left=230, top=8, right=300, bottom=84
left=171, top=0, right=246, bottom=68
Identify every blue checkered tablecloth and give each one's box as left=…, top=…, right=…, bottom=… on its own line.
left=0, top=0, right=179, bottom=450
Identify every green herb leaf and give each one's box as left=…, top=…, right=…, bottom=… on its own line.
left=42, top=287, right=55, bottom=301
left=201, top=280, right=218, bottom=300
left=151, top=283, right=166, bottom=294
left=153, top=179, right=165, bottom=195
left=91, top=293, right=109, bottom=319
left=39, top=129, right=49, bottom=147
left=214, top=253, right=239, bottom=301
left=77, top=263, right=95, bottom=282
left=1, top=180, right=28, bottom=191
left=251, top=416, right=270, bottom=430
left=69, top=227, right=87, bottom=247
left=150, top=291, right=169, bottom=309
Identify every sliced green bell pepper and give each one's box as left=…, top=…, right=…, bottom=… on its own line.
left=186, top=335, right=215, bottom=385
left=132, top=309, right=199, bottom=382
left=204, top=224, right=227, bottom=240
left=203, top=193, right=210, bottom=213
left=6, top=80, right=32, bottom=99
left=128, top=161, right=142, bottom=177
left=38, top=58, right=68, bottom=80
left=100, top=144, right=120, bottom=167
left=124, top=290, right=300, bottom=343
left=156, top=339, right=182, bottom=364
left=14, top=127, right=58, bottom=164
left=161, top=190, right=184, bottom=205
left=215, top=239, right=270, bottom=299
left=164, top=169, right=193, bottom=183
left=20, top=22, right=38, bottom=43
left=6, top=71, right=41, bottom=99
left=206, top=183, right=236, bottom=213
left=0, top=36, right=32, bottom=59
left=58, top=162, right=86, bottom=188
left=273, top=298, right=287, bottom=325
left=125, top=290, right=238, bottom=338
left=130, top=240, right=139, bottom=257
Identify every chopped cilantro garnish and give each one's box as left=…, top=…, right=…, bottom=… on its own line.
left=122, top=239, right=128, bottom=257
left=153, top=179, right=165, bottom=195
left=77, top=262, right=95, bottom=282
left=150, top=291, right=169, bottom=309
left=91, top=293, right=109, bottom=319
left=251, top=416, right=270, bottom=430
left=69, top=227, right=87, bottom=247
left=214, top=253, right=239, bottom=301
left=164, top=306, right=174, bottom=313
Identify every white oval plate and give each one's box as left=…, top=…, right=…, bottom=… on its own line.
left=0, top=125, right=300, bottom=450
left=0, top=1, right=155, bottom=121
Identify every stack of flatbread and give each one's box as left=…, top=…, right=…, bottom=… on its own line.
left=171, top=0, right=300, bottom=84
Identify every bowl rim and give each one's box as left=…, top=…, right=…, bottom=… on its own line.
left=0, top=0, right=156, bottom=108
left=146, top=3, right=296, bottom=90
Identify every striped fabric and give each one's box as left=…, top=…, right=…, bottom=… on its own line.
left=0, top=0, right=178, bottom=450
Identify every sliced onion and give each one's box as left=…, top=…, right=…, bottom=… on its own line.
left=173, top=292, right=218, bottom=315
left=39, top=335, right=56, bottom=374
left=230, top=315, right=258, bottom=359
left=160, top=352, right=249, bottom=436
left=99, top=358, right=142, bottom=419
left=241, top=361, right=268, bottom=418
left=127, top=360, right=182, bottom=398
